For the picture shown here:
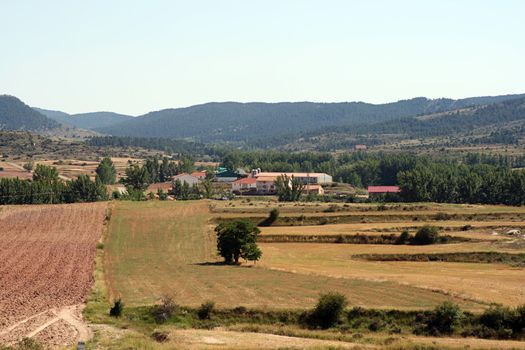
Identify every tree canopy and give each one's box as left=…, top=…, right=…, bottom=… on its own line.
left=215, top=220, right=262, bottom=264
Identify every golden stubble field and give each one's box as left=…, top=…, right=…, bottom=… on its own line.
left=215, top=200, right=525, bottom=307
left=103, top=201, right=482, bottom=310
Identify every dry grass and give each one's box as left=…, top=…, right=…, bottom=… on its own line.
left=259, top=242, right=525, bottom=306
left=258, top=222, right=523, bottom=240
left=104, top=201, right=481, bottom=310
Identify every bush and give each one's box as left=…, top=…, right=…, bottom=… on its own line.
left=259, top=208, right=280, bottom=226
left=478, top=305, right=516, bottom=338
left=413, top=226, right=440, bottom=245
left=109, top=298, right=124, bottom=317
left=425, top=302, right=463, bottom=335
left=305, top=292, right=348, bottom=329
left=151, top=331, right=169, bottom=343
left=395, top=230, right=411, bottom=245
left=197, top=301, right=215, bottom=320
left=151, top=296, right=178, bottom=323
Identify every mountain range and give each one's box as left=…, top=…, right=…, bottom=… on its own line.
left=1, top=93, right=525, bottom=149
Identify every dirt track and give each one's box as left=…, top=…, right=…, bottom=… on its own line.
left=0, top=203, right=106, bottom=346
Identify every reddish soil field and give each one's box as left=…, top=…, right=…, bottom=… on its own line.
left=0, top=203, right=107, bottom=345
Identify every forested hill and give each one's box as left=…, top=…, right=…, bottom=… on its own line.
left=0, top=95, right=59, bottom=131
left=353, top=96, right=525, bottom=137
left=35, top=108, right=134, bottom=130
left=96, top=94, right=525, bottom=142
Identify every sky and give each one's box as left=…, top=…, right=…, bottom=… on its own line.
left=0, top=0, right=524, bottom=116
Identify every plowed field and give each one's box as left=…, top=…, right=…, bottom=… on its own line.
left=0, top=203, right=107, bottom=346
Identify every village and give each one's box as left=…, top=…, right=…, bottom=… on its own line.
left=152, top=167, right=396, bottom=199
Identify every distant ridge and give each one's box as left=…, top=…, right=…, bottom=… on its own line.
left=95, top=94, right=525, bottom=143
left=35, top=108, right=134, bottom=130
left=0, top=95, right=59, bottom=131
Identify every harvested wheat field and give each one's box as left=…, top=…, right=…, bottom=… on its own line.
left=104, top=201, right=482, bottom=310
left=259, top=242, right=525, bottom=306
left=0, top=202, right=107, bottom=346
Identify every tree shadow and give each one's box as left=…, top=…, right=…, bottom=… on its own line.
left=192, top=261, right=254, bottom=268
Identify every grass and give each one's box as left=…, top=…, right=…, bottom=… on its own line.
left=259, top=243, right=525, bottom=307
left=102, top=201, right=476, bottom=310
left=84, top=199, right=525, bottom=349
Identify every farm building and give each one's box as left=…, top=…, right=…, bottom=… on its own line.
left=367, top=186, right=401, bottom=196
left=215, top=169, right=244, bottom=182
left=172, top=173, right=201, bottom=186
left=302, top=184, right=324, bottom=195
left=232, top=177, right=257, bottom=194
left=255, top=176, right=278, bottom=195
left=191, top=171, right=207, bottom=180
left=251, top=169, right=332, bottom=185
left=231, top=170, right=332, bottom=195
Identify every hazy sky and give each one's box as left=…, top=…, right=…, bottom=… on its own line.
left=1, top=0, right=524, bottom=115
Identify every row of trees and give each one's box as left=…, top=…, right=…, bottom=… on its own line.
left=398, top=164, right=525, bottom=205
left=220, top=150, right=525, bottom=205
left=0, top=164, right=107, bottom=205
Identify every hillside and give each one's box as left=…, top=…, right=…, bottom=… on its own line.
left=36, top=108, right=134, bottom=129
left=0, top=95, right=60, bottom=131
left=96, top=94, right=525, bottom=143
left=284, top=96, right=525, bottom=152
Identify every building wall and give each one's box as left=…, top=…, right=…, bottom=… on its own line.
left=172, top=174, right=200, bottom=186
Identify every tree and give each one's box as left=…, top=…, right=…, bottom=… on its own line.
left=122, top=164, right=150, bottom=191
left=32, top=164, right=59, bottom=183
left=215, top=220, right=261, bottom=264
left=96, top=157, right=117, bottom=184
left=178, top=155, right=195, bottom=174
left=200, top=179, right=214, bottom=198
left=275, top=175, right=305, bottom=202
left=66, top=175, right=108, bottom=202
left=259, top=208, right=279, bottom=226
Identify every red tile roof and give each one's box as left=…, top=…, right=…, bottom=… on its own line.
left=367, top=186, right=401, bottom=193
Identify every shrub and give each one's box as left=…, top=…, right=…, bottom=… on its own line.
left=413, top=226, right=440, bottom=245
left=395, top=230, right=411, bottom=245
left=425, top=302, right=463, bottom=335
left=151, top=296, right=178, bottom=323
left=305, top=292, right=348, bottom=329
left=434, top=212, right=452, bottom=220
left=151, top=331, right=169, bottom=343
left=259, top=208, right=280, bottom=226
left=197, top=301, right=215, bottom=320
left=109, top=298, right=124, bottom=317
left=478, top=305, right=516, bottom=338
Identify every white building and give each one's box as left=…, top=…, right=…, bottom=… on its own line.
left=172, top=173, right=201, bottom=187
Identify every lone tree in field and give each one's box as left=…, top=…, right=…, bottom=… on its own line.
left=96, top=157, right=117, bottom=184
left=275, top=175, right=305, bottom=202
left=215, top=220, right=262, bottom=264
